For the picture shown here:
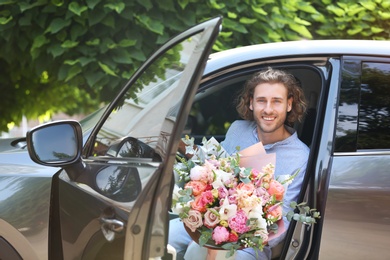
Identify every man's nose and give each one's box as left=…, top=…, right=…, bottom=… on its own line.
left=264, top=101, right=273, bottom=113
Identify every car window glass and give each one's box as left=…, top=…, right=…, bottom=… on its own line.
left=335, top=60, right=360, bottom=152
left=91, top=34, right=203, bottom=160
left=358, top=62, right=390, bottom=150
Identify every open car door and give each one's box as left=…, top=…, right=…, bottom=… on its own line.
left=27, top=17, right=222, bottom=260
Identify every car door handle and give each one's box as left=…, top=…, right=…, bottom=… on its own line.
left=100, top=217, right=125, bottom=241
left=100, top=217, right=125, bottom=232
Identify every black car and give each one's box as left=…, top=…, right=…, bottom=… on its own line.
left=1, top=16, right=390, bottom=259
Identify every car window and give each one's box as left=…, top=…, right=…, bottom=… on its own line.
left=90, top=35, right=204, bottom=160
left=335, top=60, right=390, bottom=152
left=358, top=62, right=390, bottom=150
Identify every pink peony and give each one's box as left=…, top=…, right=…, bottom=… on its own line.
left=228, top=210, right=250, bottom=234
left=204, top=209, right=220, bottom=228
left=183, top=209, right=203, bottom=232
left=212, top=226, right=230, bottom=244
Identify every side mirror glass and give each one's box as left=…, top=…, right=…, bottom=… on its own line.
left=27, top=121, right=82, bottom=166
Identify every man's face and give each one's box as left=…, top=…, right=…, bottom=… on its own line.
left=249, top=82, right=292, bottom=135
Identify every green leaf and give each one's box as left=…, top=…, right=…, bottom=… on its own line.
left=297, top=2, right=318, bottom=14
left=88, top=8, right=106, bottom=26
left=0, top=15, right=12, bottom=25
left=85, top=71, right=105, bottom=87
left=86, top=0, right=100, bottom=9
left=101, top=15, right=115, bottom=28
left=223, top=18, right=248, bottom=33
left=289, top=23, right=312, bottom=39
left=118, top=39, right=137, bottom=47
left=86, top=38, right=100, bottom=46
left=65, top=65, right=82, bottom=82
left=112, top=49, right=133, bottom=64
left=198, top=229, right=212, bottom=246
left=347, top=27, right=363, bottom=35
left=135, top=15, right=164, bottom=35
left=294, top=16, right=311, bottom=26
left=47, top=43, right=65, bottom=58
left=61, top=40, right=79, bottom=48
left=227, top=12, right=237, bottom=19
left=378, top=11, right=390, bottom=19
left=0, top=0, right=16, bottom=5
left=177, top=0, right=190, bottom=9
left=98, top=61, right=117, bottom=77
left=346, top=6, right=365, bottom=17
left=251, top=6, right=268, bottom=15
left=327, top=5, right=345, bottom=16
left=209, top=0, right=225, bottom=9
left=104, top=3, right=125, bottom=14
left=51, top=0, right=64, bottom=7
left=46, top=18, right=71, bottom=34
left=31, top=35, right=49, bottom=50
left=64, top=59, right=79, bottom=66
left=18, top=0, right=46, bottom=12
left=68, top=2, right=88, bottom=16
left=70, top=24, right=87, bottom=40
left=371, top=27, right=384, bottom=33
left=359, top=1, right=376, bottom=11
left=79, top=57, right=95, bottom=66
left=239, top=17, right=257, bottom=24
left=136, top=0, right=153, bottom=10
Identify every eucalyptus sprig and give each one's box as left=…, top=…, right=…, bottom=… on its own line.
left=286, top=201, right=321, bottom=225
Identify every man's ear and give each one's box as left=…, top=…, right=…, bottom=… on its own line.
left=249, top=98, right=253, bottom=111
left=287, top=97, right=293, bottom=112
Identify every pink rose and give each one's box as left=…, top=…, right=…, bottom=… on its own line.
left=183, top=209, right=203, bottom=232
left=185, top=180, right=207, bottom=196
left=191, top=195, right=207, bottom=213
left=268, top=179, right=285, bottom=201
left=212, top=226, right=230, bottom=244
left=228, top=210, right=250, bottom=234
left=204, top=209, right=220, bottom=228
left=236, top=182, right=255, bottom=196
left=200, top=190, right=215, bottom=206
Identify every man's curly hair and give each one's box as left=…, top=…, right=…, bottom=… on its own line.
left=236, top=67, right=307, bottom=126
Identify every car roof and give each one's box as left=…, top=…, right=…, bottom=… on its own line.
left=204, top=40, right=390, bottom=75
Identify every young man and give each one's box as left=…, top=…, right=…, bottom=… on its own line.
left=169, top=67, right=310, bottom=260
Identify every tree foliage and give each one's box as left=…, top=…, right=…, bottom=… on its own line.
left=0, top=0, right=389, bottom=133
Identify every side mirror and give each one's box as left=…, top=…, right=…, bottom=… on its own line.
left=26, top=120, right=83, bottom=167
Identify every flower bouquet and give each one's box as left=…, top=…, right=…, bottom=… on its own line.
left=172, top=136, right=320, bottom=258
